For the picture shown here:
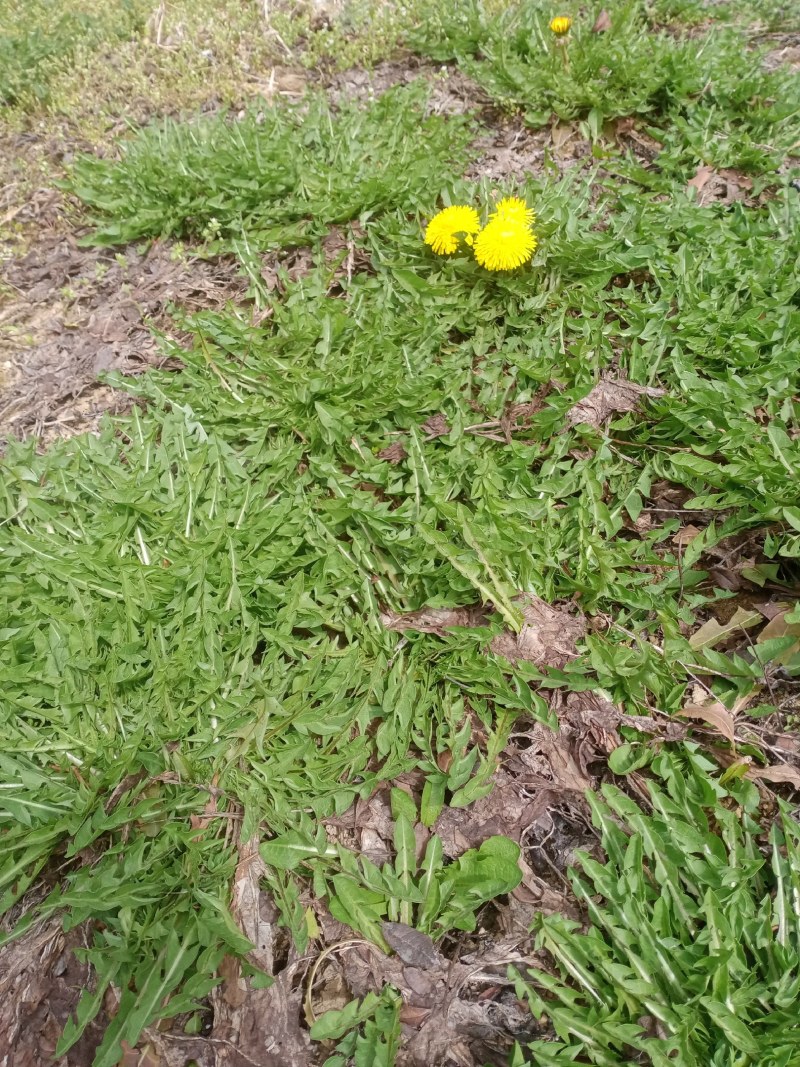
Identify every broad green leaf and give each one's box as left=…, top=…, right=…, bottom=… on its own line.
left=260, top=831, right=337, bottom=871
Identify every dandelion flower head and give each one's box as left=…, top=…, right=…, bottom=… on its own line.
left=491, top=196, right=536, bottom=227
left=424, top=205, right=481, bottom=256
left=549, top=15, right=572, bottom=35
left=474, top=217, right=537, bottom=271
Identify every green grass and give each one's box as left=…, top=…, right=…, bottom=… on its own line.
left=409, top=0, right=800, bottom=173
left=738, top=0, right=800, bottom=32
left=0, top=0, right=292, bottom=249
left=512, top=747, right=800, bottom=1066
left=6, top=161, right=800, bottom=1060
left=67, top=84, right=474, bottom=245
left=65, top=142, right=800, bottom=707
left=310, top=986, right=403, bottom=1066
left=3, top=1, right=800, bottom=1064
left=0, top=0, right=146, bottom=104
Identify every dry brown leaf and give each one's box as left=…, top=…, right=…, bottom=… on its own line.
left=688, top=606, right=762, bottom=650
left=260, top=246, right=315, bottom=292
left=399, top=1004, right=431, bottom=1027
left=219, top=953, right=247, bottom=1009
left=360, top=826, right=392, bottom=867
left=687, top=164, right=715, bottom=194
left=756, top=607, right=800, bottom=664
left=687, top=165, right=753, bottom=206
left=396, top=946, right=533, bottom=1067
left=720, top=169, right=752, bottom=197
left=210, top=968, right=312, bottom=1066
left=592, top=9, right=612, bottom=31
left=763, top=733, right=800, bottom=756
left=0, top=917, right=78, bottom=1067
left=513, top=855, right=579, bottom=917
left=755, top=599, right=789, bottom=621
left=433, top=766, right=557, bottom=856
left=421, top=413, right=451, bottom=439
left=306, top=969, right=352, bottom=1026
left=381, top=604, right=488, bottom=636
left=614, top=115, right=635, bottom=136
left=672, top=524, right=702, bottom=546
left=378, top=440, right=407, bottom=465
left=232, top=835, right=274, bottom=973
left=612, top=116, right=663, bottom=157
left=119, top=1041, right=161, bottom=1067
left=321, top=222, right=363, bottom=262
left=490, top=593, right=586, bottom=668
left=565, top=374, right=666, bottom=430
left=382, top=923, right=440, bottom=969
left=529, top=736, right=593, bottom=793
left=189, top=776, right=219, bottom=839
left=747, top=764, right=800, bottom=787
left=731, top=688, right=761, bottom=716
left=504, top=393, right=549, bottom=427
left=551, top=121, right=576, bottom=157
left=339, top=790, right=395, bottom=865
left=680, top=701, right=735, bottom=744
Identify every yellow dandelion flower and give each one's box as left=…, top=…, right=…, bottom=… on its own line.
left=474, top=217, right=537, bottom=271
left=549, top=15, right=572, bottom=35
left=424, top=205, right=481, bottom=256
left=491, top=196, right=536, bottom=227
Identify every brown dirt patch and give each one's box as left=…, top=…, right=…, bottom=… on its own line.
left=685, top=163, right=760, bottom=207
left=325, top=56, right=592, bottom=189
left=466, top=120, right=551, bottom=182
left=760, top=31, right=800, bottom=71
left=466, top=115, right=604, bottom=184
left=0, top=237, right=247, bottom=447
left=611, top=115, right=664, bottom=165
left=260, top=222, right=371, bottom=297
left=0, top=916, right=106, bottom=1067
left=0, top=124, right=97, bottom=259
left=324, top=56, right=489, bottom=116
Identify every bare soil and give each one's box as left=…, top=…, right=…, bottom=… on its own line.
left=0, top=916, right=105, bottom=1067
left=0, top=238, right=246, bottom=446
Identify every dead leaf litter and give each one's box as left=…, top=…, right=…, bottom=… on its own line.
left=565, top=373, right=666, bottom=430
left=0, top=238, right=246, bottom=445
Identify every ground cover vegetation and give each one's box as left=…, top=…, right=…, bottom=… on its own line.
left=2, top=0, right=800, bottom=1064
